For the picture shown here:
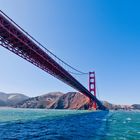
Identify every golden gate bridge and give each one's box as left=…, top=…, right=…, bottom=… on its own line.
left=0, top=10, right=107, bottom=110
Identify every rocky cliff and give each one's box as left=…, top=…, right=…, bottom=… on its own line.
left=15, top=92, right=139, bottom=110
left=49, top=92, right=89, bottom=109
left=1, top=91, right=139, bottom=110
left=15, top=92, right=90, bottom=110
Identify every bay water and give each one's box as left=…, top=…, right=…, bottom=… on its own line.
left=0, top=108, right=140, bottom=140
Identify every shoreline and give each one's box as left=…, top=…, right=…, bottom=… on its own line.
left=0, top=107, right=140, bottom=112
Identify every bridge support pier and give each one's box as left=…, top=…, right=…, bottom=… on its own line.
left=89, top=72, right=97, bottom=110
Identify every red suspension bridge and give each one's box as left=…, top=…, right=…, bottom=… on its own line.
left=0, top=10, right=107, bottom=110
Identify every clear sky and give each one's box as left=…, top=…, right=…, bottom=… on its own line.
left=0, top=0, right=140, bottom=105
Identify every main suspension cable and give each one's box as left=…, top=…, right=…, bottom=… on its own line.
left=0, top=10, right=88, bottom=75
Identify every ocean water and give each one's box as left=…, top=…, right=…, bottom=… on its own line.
left=0, top=109, right=140, bottom=140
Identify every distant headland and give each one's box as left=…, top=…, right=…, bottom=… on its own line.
left=0, top=92, right=139, bottom=110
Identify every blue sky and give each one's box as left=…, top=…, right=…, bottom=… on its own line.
left=0, top=0, right=140, bottom=104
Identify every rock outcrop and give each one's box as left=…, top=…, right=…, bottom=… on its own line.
left=101, top=101, right=132, bottom=110
left=131, top=104, right=140, bottom=110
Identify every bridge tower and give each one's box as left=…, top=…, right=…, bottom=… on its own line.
left=89, top=71, right=97, bottom=110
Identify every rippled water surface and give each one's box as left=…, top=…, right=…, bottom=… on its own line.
left=0, top=108, right=140, bottom=140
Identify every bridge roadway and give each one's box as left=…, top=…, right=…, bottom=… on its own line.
left=0, top=11, right=107, bottom=110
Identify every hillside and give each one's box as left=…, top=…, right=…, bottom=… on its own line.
left=49, top=92, right=89, bottom=109
left=15, top=92, right=90, bottom=109
left=15, top=92, right=63, bottom=108
left=0, top=92, right=29, bottom=106
left=15, top=92, right=138, bottom=110
left=0, top=91, right=139, bottom=110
